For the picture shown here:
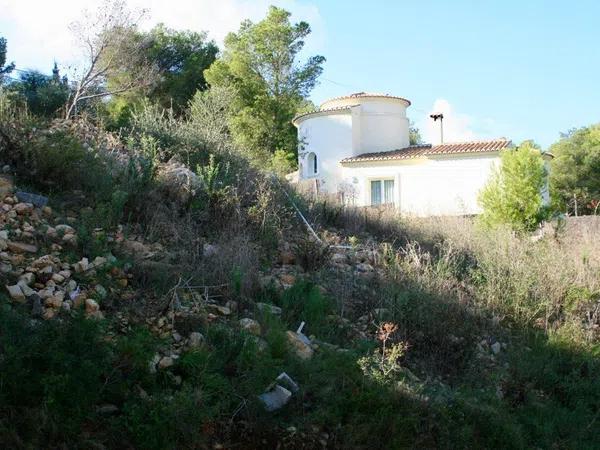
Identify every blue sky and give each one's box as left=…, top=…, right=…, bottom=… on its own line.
left=309, top=0, right=600, bottom=148
left=1, top=0, right=598, bottom=148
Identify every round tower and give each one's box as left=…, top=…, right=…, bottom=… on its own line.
left=319, top=92, right=411, bottom=154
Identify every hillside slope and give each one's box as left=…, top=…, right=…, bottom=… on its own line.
left=0, top=117, right=598, bottom=449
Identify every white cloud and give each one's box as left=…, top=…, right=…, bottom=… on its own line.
left=0, top=0, right=324, bottom=73
left=415, top=98, right=507, bottom=145
left=418, top=98, right=477, bottom=145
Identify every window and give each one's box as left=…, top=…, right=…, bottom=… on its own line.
left=306, top=152, right=318, bottom=176
left=370, top=179, right=394, bottom=205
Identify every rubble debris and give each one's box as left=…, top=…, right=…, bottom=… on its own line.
left=258, top=371, right=300, bottom=411
left=258, top=384, right=292, bottom=411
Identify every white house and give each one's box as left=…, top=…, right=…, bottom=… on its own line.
left=292, top=92, right=516, bottom=216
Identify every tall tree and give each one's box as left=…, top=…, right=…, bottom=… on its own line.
left=549, top=124, right=600, bottom=215
left=0, top=37, right=15, bottom=82
left=65, top=0, right=157, bottom=119
left=144, top=25, right=218, bottom=112
left=204, top=6, right=325, bottom=164
left=478, top=141, right=548, bottom=231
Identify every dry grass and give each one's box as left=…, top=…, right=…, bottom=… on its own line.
left=308, top=200, right=600, bottom=346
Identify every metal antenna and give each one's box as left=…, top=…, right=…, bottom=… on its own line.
left=430, top=113, right=444, bottom=144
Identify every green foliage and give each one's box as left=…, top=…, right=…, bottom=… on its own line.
left=0, top=307, right=111, bottom=444
left=0, top=36, right=15, bottom=81
left=550, top=124, right=600, bottom=215
left=8, top=69, right=69, bottom=117
left=409, top=120, right=422, bottom=145
left=279, top=280, right=332, bottom=332
left=188, top=85, right=236, bottom=154
left=270, top=148, right=296, bottom=176
left=204, top=6, right=325, bottom=161
left=292, top=237, right=331, bottom=272
left=21, top=130, right=109, bottom=194
left=478, top=141, right=548, bottom=231
left=103, top=24, right=218, bottom=122
left=144, top=24, right=218, bottom=113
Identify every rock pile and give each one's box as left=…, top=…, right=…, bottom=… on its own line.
left=0, top=191, right=120, bottom=320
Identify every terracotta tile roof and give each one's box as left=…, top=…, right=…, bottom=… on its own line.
left=292, top=105, right=357, bottom=125
left=427, top=139, right=512, bottom=155
left=341, top=139, right=511, bottom=163
left=341, top=144, right=431, bottom=162
left=321, top=92, right=411, bottom=107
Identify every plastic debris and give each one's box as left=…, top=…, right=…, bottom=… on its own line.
left=258, top=372, right=300, bottom=411
left=276, top=372, right=299, bottom=393
left=258, top=384, right=292, bottom=412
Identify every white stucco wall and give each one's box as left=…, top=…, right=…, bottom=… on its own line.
left=340, top=153, right=501, bottom=216
left=353, top=99, right=410, bottom=153
left=293, top=94, right=507, bottom=216
left=297, top=110, right=353, bottom=194
left=295, top=95, right=410, bottom=194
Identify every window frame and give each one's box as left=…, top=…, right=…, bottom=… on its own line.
left=369, top=178, right=395, bottom=206
left=306, top=152, right=318, bottom=177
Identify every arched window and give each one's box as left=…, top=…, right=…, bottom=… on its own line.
left=307, top=152, right=318, bottom=176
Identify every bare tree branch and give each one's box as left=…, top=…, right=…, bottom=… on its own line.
left=65, top=0, right=157, bottom=119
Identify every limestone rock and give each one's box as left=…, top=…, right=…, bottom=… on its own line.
left=42, top=308, right=56, bottom=320
left=286, top=330, right=314, bottom=360
left=7, top=241, right=38, bottom=254
left=188, top=332, right=205, bottom=348
left=491, top=342, right=502, bottom=355
left=73, top=257, right=89, bottom=273
left=85, top=298, right=100, bottom=314
left=256, top=302, right=282, bottom=315
left=158, top=356, right=175, bottom=369
left=279, top=273, right=296, bottom=286
left=95, top=284, right=107, bottom=299
left=208, top=304, right=231, bottom=316
left=55, top=224, right=75, bottom=234
left=45, top=296, right=63, bottom=309
left=14, top=202, right=33, bottom=215
left=0, top=174, right=14, bottom=196
left=239, top=318, right=262, bottom=336
left=6, top=284, right=25, bottom=302
left=19, top=272, right=35, bottom=286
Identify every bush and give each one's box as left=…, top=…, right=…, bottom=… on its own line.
left=478, top=141, right=548, bottom=231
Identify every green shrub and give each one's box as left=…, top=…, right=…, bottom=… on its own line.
left=478, top=141, right=548, bottom=231
left=0, top=307, right=111, bottom=445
